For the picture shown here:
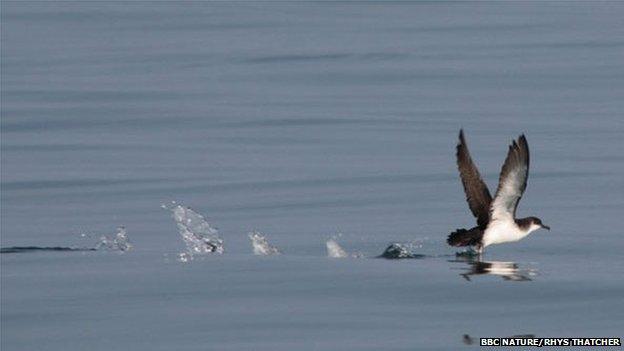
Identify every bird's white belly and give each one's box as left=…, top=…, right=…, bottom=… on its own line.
left=483, top=220, right=524, bottom=247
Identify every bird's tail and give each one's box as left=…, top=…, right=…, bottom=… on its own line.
left=447, top=227, right=483, bottom=247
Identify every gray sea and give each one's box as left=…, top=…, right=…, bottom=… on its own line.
left=2, top=2, right=623, bottom=350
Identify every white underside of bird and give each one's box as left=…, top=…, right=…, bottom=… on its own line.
left=482, top=219, right=541, bottom=248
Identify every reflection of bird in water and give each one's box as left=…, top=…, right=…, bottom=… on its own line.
left=452, top=256, right=535, bottom=282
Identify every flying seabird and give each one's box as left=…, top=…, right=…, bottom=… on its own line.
left=447, top=130, right=549, bottom=254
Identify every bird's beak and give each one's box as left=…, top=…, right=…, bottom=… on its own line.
left=541, top=224, right=550, bottom=231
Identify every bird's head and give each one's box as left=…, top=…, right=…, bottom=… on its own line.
left=525, top=216, right=550, bottom=233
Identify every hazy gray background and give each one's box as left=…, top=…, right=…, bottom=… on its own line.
left=2, top=2, right=623, bottom=350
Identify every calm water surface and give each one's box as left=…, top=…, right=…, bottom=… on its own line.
left=2, top=3, right=623, bottom=350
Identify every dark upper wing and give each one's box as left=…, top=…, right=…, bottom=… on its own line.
left=456, top=129, right=492, bottom=227
left=490, top=135, right=530, bottom=221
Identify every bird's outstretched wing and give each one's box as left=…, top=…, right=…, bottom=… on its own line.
left=456, top=129, right=492, bottom=228
left=490, top=135, right=530, bottom=221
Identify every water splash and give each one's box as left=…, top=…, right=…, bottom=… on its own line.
left=162, top=202, right=224, bottom=261
left=326, top=237, right=363, bottom=258
left=95, top=226, right=133, bottom=252
left=378, top=243, right=425, bottom=259
left=326, top=238, right=349, bottom=258
left=248, top=231, right=280, bottom=256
